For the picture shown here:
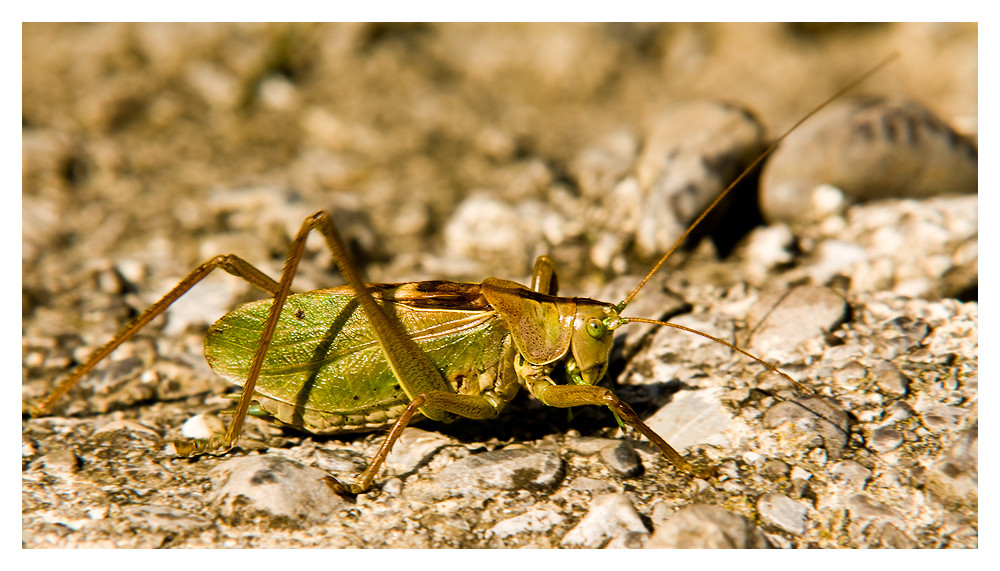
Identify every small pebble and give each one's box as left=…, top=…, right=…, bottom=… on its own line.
left=312, top=447, right=367, bottom=474
left=790, top=466, right=813, bottom=482
left=561, top=493, right=648, bottom=548
left=567, top=436, right=617, bottom=456
left=829, top=460, right=872, bottom=489
left=565, top=476, right=617, bottom=495
left=444, top=194, right=552, bottom=272
left=884, top=401, right=917, bottom=422
left=807, top=447, right=828, bottom=466
left=209, top=455, right=347, bottom=526
left=845, top=493, right=907, bottom=535
left=433, top=448, right=563, bottom=495
left=869, top=522, right=917, bottom=549
left=761, top=458, right=791, bottom=480
left=598, top=440, right=642, bottom=477
left=487, top=509, right=565, bottom=539
left=757, top=492, right=809, bottom=535
left=873, top=362, right=911, bottom=397
left=646, top=504, right=771, bottom=548
left=871, top=426, right=904, bottom=453
left=925, top=422, right=978, bottom=508
left=832, top=361, right=869, bottom=385
left=30, top=449, right=79, bottom=478
left=383, top=427, right=453, bottom=474
left=381, top=477, right=403, bottom=497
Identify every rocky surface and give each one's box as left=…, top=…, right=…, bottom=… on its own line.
left=23, top=23, right=977, bottom=548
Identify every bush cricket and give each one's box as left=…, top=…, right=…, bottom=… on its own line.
left=30, top=55, right=897, bottom=496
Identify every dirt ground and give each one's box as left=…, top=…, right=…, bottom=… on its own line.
left=22, top=23, right=977, bottom=548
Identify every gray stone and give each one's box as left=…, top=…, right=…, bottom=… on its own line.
left=647, top=504, right=771, bottom=548
left=760, top=96, right=977, bottom=225
left=567, top=436, right=619, bottom=456
left=829, top=460, right=872, bottom=489
left=746, top=286, right=847, bottom=360
left=832, top=361, right=868, bottom=385
left=208, top=455, right=346, bottom=526
left=845, top=494, right=906, bottom=534
left=644, top=387, right=734, bottom=451
left=180, top=413, right=224, bottom=440
left=434, top=448, right=564, bottom=494
left=444, top=194, right=556, bottom=273
left=919, top=405, right=966, bottom=433
left=742, top=224, right=796, bottom=284
left=870, top=426, right=904, bottom=453
left=565, top=476, right=617, bottom=495
left=381, top=477, right=403, bottom=496
left=760, top=458, right=791, bottom=480
left=868, top=522, right=917, bottom=549
left=561, top=493, right=648, bottom=548
left=30, top=449, right=80, bottom=478
left=873, top=362, right=911, bottom=397
left=383, top=427, right=454, bottom=475
left=91, top=419, right=161, bottom=445
left=486, top=508, right=565, bottom=539
left=884, top=401, right=917, bottom=423
left=598, top=440, right=642, bottom=477
left=312, top=446, right=367, bottom=475
left=756, top=492, right=809, bottom=535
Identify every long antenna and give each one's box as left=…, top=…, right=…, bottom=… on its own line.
left=619, top=53, right=900, bottom=310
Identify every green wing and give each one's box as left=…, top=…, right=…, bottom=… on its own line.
left=204, top=284, right=508, bottom=430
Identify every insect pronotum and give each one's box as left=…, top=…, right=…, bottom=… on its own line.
left=30, top=55, right=897, bottom=495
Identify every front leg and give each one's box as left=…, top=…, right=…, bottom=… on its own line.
left=524, top=375, right=713, bottom=479
left=324, top=389, right=504, bottom=495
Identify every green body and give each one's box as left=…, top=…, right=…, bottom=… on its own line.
left=205, top=282, right=517, bottom=434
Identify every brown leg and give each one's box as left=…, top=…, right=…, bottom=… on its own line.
left=30, top=254, right=281, bottom=418
left=531, top=382, right=714, bottom=479
left=324, top=390, right=502, bottom=495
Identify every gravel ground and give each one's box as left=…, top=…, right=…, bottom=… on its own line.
left=22, top=23, right=977, bottom=548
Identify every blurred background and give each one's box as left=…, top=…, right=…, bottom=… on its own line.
left=22, top=21, right=978, bottom=393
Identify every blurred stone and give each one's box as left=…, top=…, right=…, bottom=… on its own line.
left=647, top=504, right=771, bottom=548
left=561, top=493, right=648, bottom=548
left=760, top=96, right=977, bottom=225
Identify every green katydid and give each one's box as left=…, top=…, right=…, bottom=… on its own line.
left=30, top=56, right=896, bottom=495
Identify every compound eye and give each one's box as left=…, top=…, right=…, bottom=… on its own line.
left=586, top=318, right=606, bottom=339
